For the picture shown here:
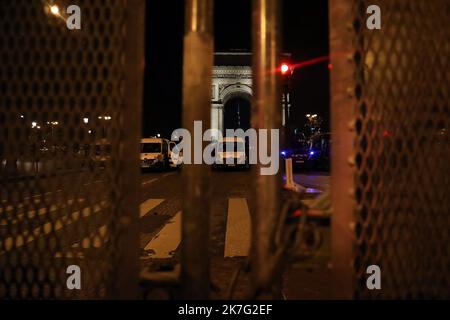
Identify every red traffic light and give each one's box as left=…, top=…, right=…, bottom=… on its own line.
left=281, top=63, right=290, bottom=75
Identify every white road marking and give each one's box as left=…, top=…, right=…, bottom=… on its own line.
left=2, top=180, right=103, bottom=204
left=141, top=172, right=175, bottom=186
left=142, top=178, right=158, bottom=186
left=139, top=199, right=164, bottom=218
left=0, top=199, right=84, bottom=226
left=83, top=180, right=103, bottom=186
left=72, top=198, right=165, bottom=249
left=0, top=201, right=36, bottom=214
left=144, top=211, right=181, bottom=258
left=224, top=198, right=251, bottom=257
left=1, top=202, right=105, bottom=253
left=73, top=224, right=109, bottom=249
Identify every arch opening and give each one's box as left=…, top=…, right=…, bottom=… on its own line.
left=223, top=97, right=251, bottom=132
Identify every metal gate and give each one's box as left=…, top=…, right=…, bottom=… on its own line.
left=0, top=0, right=144, bottom=299
left=330, top=0, right=449, bottom=299
left=1, top=0, right=448, bottom=300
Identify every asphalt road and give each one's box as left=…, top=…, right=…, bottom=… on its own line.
left=0, top=168, right=331, bottom=299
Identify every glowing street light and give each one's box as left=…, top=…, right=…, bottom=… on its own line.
left=50, top=5, right=60, bottom=15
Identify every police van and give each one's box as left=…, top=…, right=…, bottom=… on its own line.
left=213, top=136, right=249, bottom=170
left=140, top=137, right=170, bottom=170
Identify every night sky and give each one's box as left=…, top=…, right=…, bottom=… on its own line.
left=144, top=0, right=329, bottom=138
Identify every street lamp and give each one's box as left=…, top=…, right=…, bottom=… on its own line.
left=50, top=5, right=60, bottom=16
left=98, top=116, right=112, bottom=138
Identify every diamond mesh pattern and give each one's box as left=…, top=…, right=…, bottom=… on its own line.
left=0, top=0, right=133, bottom=298
left=352, top=0, right=449, bottom=299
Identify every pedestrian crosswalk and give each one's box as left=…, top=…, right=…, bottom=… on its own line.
left=1, top=196, right=252, bottom=258
left=144, top=211, right=181, bottom=258
left=72, top=198, right=165, bottom=250
left=224, top=198, right=251, bottom=257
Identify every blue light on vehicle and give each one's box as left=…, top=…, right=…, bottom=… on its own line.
left=281, top=151, right=287, bottom=156
left=309, top=151, right=315, bottom=156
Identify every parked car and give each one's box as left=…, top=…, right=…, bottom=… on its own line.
left=140, top=137, right=170, bottom=171
left=306, top=133, right=331, bottom=171
left=281, top=140, right=310, bottom=170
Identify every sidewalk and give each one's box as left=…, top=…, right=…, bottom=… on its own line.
left=210, top=250, right=332, bottom=300
left=210, top=187, right=332, bottom=300
left=293, top=172, right=330, bottom=192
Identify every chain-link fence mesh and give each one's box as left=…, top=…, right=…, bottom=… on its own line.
left=0, top=0, right=141, bottom=299
left=351, top=0, right=449, bottom=299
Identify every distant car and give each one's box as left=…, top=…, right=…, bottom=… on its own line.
left=213, top=136, right=250, bottom=170
left=140, top=137, right=170, bottom=170
left=290, top=147, right=310, bottom=169
left=281, top=140, right=310, bottom=170
left=90, top=139, right=112, bottom=169
left=306, top=133, right=331, bottom=171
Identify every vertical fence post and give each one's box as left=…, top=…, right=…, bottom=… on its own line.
left=113, top=0, right=146, bottom=299
left=181, top=0, right=214, bottom=300
left=329, top=0, right=356, bottom=299
left=250, top=0, right=282, bottom=298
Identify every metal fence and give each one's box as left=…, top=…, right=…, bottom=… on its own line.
left=0, top=0, right=144, bottom=299
left=1, top=0, right=448, bottom=300
left=330, top=0, right=449, bottom=299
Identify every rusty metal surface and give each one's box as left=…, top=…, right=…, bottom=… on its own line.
left=250, top=0, right=283, bottom=298
left=113, top=0, right=145, bottom=299
left=329, top=0, right=358, bottom=300
left=0, top=0, right=142, bottom=299
left=330, top=0, right=450, bottom=299
left=352, top=0, right=449, bottom=299
left=181, top=0, right=214, bottom=300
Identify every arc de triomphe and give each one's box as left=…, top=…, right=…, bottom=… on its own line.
left=211, top=52, right=291, bottom=140
left=211, top=52, right=252, bottom=140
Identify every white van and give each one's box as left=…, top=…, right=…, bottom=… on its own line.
left=140, top=138, right=170, bottom=170
left=213, top=136, right=249, bottom=170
